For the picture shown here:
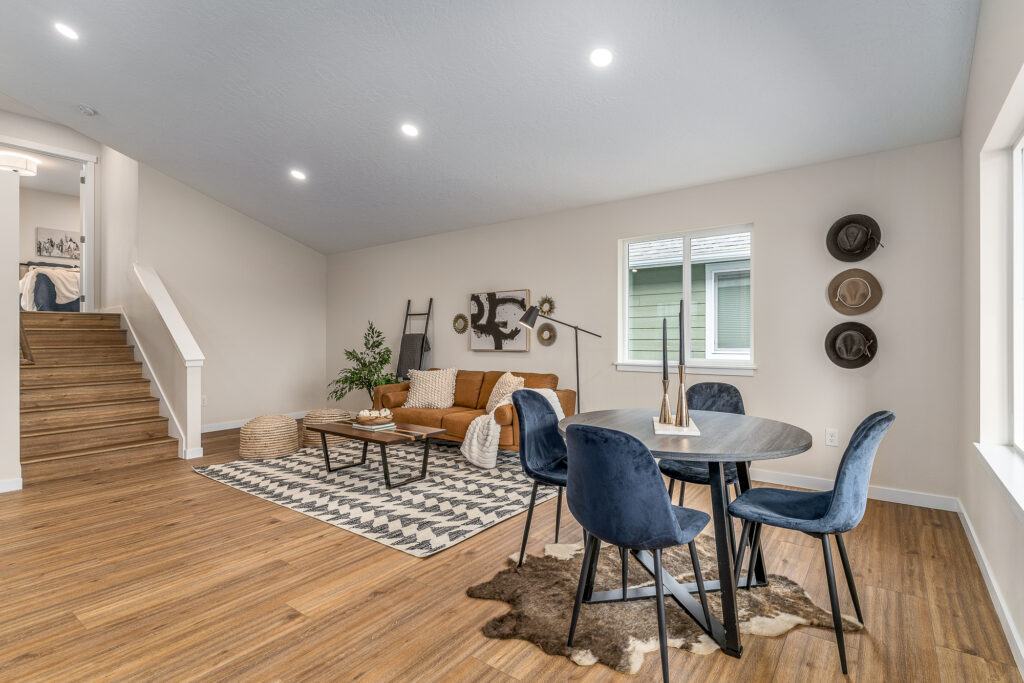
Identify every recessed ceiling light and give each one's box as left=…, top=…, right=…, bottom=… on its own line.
left=54, top=22, right=79, bottom=40
left=589, top=47, right=613, bottom=68
left=289, top=169, right=307, bottom=181
left=400, top=123, right=420, bottom=138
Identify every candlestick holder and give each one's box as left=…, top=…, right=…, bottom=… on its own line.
left=673, top=364, right=690, bottom=427
left=658, top=378, right=672, bottom=424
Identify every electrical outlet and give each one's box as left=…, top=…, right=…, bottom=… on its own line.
left=825, top=427, right=839, bottom=447
left=201, top=395, right=208, bottom=407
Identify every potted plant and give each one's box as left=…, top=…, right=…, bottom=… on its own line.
left=328, top=321, right=397, bottom=404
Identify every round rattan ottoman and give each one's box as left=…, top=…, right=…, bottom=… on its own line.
left=301, top=408, right=351, bottom=448
left=239, top=414, right=299, bottom=459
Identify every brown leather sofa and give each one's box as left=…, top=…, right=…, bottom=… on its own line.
left=372, top=370, right=576, bottom=451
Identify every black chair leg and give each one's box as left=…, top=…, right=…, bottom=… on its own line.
left=734, top=520, right=751, bottom=583
left=619, top=546, right=629, bottom=600
left=688, top=541, right=712, bottom=632
left=821, top=534, right=848, bottom=674
left=835, top=532, right=863, bottom=623
left=667, top=478, right=675, bottom=500
left=653, top=548, right=670, bottom=683
left=568, top=534, right=598, bottom=646
left=745, top=522, right=762, bottom=589
left=518, top=481, right=539, bottom=567
left=677, top=481, right=686, bottom=507
left=555, top=486, right=563, bottom=543
left=583, top=538, right=602, bottom=601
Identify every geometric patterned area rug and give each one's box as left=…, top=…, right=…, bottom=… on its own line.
left=469, top=537, right=862, bottom=674
left=193, top=441, right=555, bottom=557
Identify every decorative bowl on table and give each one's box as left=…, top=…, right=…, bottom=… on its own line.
left=355, top=408, right=393, bottom=426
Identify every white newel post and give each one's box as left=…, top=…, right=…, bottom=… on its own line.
left=184, top=363, right=203, bottom=459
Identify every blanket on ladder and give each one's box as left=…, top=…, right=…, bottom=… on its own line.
left=461, top=388, right=565, bottom=469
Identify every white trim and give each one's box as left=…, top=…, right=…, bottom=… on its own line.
left=957, top=500, right=1024, bottom=674
left=747, top=467, right=960, bottom=511
left=704, top=259, right=752, bottom=360
left=614, top=361, right=756, bottom=377
left=184, top=446, right=204, bottom=460
left=101, top=304, right=187, bottom=458
left=133, top=264, right=205, bottom=365
left=0, top=478, right=23, bottom=494
left=79, top=161, right=96, bottom=311
left=974, top=442, right=1024, bottom=526
left=0, top=134, right=97, bottom=163
left=202, top=410, right=312, bottom=434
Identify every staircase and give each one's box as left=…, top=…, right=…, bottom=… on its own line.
left=19, top=311, right=179, bottom=483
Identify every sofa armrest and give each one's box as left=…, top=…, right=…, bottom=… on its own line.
left=493, top=404, right=514, bottom=426
left=555, top=389, right=577, bottom=417
left=373, top=381, right=410, bottom=410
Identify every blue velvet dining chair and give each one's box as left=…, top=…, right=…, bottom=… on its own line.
left=565, top=424, right=711, bottom=682
left=512, top=390, right=569, bottom=567
left=728, top=410, right=895, bottom=674
left=659, top=382, right=745, bottom=506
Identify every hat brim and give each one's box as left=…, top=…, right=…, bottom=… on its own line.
left=826, top=214, right=882, bottom=262
left=827, top=268, right=883, bottom=316
left=825, top=322, right=878, bottom=369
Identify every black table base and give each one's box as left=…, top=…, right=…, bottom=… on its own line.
left=320, top=433, right=432, bottom=489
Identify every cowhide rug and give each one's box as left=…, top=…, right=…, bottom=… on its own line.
left=467, top=535, right=861, bottom=674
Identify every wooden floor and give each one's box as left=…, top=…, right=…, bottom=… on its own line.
left=0, top=429, right=1019, bottom=682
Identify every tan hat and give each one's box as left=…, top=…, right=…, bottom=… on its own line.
left=827, top=268, right=882, bottom=316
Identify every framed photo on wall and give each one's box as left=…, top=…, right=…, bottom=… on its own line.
left=470, top=289, right=530, bottom=351
left=35, top=227, right=81, bottom=261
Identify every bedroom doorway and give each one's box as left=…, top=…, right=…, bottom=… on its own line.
left=3, top=141, right=96, bottom=313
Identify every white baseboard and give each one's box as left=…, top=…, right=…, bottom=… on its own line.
left=747, top=468, right=960, bottom=511
left=957, top=500, right=1024, bottom=674
left=0, top=478, right=23, bottom=494
left=183, top=447, right=204, bottom=460
left=202, top=410, right=311, bottom=434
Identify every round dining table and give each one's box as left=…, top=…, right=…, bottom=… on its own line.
left=558, top=408, right=812, bottom=658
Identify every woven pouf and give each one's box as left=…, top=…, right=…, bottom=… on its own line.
left=239, top=414, right=299, bottom=459
left=302, top=408, right=351, bottom=447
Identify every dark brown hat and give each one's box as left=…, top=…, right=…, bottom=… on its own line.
left=826, top=214, right=882, bottom=262
left=825, top=322, right=877, bottom=369
left=827, top=269, right=883, bottom=315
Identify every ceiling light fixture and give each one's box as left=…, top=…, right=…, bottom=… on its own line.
left=289, top=169, right=307, bottom=181
left=54, top=22, right=79, bottom=40
left=0, top=151, right=40, bottom=176
left=78, top=104, right=98, bottom=117
left=589, top=47, right=614, bottom=68
left=400, top=123, right=420, bottom=138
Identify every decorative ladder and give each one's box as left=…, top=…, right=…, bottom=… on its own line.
left=19, top=311, right=179, bottom=483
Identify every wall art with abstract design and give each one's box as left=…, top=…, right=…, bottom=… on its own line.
left=469, top=289, right=530, bottom=351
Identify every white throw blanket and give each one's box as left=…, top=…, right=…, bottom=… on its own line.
left=19, top=266, right=80, bottom=310
left=461, top=388, right=565, bottom=469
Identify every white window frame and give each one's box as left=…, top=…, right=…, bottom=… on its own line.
left=704, top=260, right=752, bottom=360
left=1012, top=133, right=1024, bottom=452
left=617, top=223, right=756, bottom=375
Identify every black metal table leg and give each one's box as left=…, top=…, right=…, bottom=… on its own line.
left=709, top=460, right=742, bottom=657
left=379, top=438, right=432, bottom=489
left=735, top=461, right=768, bottom=584
left=322, top=433, right=368, bottom=473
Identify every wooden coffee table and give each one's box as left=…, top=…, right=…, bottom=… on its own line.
left=305, top=421, right=446, bottom=489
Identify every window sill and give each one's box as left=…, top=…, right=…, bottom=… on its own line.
left=614, top=361, right=757, bottom=377
left=973, top=442, right=1024, bottom=524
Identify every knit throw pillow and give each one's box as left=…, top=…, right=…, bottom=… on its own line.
left=486, top=371, right=525, bottom=413
left=403, top=368, right=457, bottom=409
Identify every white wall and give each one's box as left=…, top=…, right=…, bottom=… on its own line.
left=959, top=0, right=1024, bottom=668
left=0, top=171, right=20, bottom=491
left=327, top=138, right=963, bottom=498
left=18, top=188, right=79, bottom=264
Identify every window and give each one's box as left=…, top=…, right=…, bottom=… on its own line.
left=620, top=226, right=753, bottom=369
left=1013, top=134, right=1024, bottom=451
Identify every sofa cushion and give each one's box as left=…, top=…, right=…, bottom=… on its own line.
left=493, top=404, right=514, bottom=426
left=391, top=406, right=473, bottom=429
left=381, top=390, right=408, bottom=409
left=477, top=371, right=559, bottom=408
left=441, top=409, right=486, bottom=439
left=454, top=370, right=485, bottom=408
left=404, top=368, right=457, bottom=409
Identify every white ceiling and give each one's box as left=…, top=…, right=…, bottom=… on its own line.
left=0, top=1, right=978, bottom=254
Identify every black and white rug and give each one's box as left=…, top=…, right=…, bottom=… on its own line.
left=193, top=441, right=555, bottom=557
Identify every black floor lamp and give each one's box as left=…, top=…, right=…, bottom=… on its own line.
left=519, top=306, right=601, bottom=413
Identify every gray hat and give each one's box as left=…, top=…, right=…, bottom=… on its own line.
left=826, top=214, right=883, bottom=262
left=825, top=322, right=877, bottom=369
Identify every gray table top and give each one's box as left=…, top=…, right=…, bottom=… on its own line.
left=558, top=409, right=812, bottom=462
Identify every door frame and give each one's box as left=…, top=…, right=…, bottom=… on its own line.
left=0, top=134, right=98, bottom=311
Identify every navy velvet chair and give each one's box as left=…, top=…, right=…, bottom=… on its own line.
left=728, top=410, right=895, bottom=674
left=659, top=382, right=745, bottom=506
left=566, top=424, right=711, bottom=682
left=512, top=390, right=569, bottom=567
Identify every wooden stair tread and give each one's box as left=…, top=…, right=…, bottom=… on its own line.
left=22, top=415, right=168, bottom=438
left=21, top=396, right=158, bottom=415
left=23, top=361, right=140, bottom=369
left=22, top=437, right=178, bottom=464
left=21, top=378, right=149, bottom=391
left=29, top=344, right=132, bottom=350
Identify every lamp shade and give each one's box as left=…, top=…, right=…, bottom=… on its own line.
left=0, top=152, right=38, bottom=176
left=519, top=305, right=540, bottom=329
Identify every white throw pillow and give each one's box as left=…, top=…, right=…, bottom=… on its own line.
left=486, top=371, right=525, bottom=413
left=403, top=368, right=457, bottom=409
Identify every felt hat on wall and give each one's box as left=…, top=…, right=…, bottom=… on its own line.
left=825, top=322, right=877, bottom=369
left=827, top=269, right=883, bottom=315
left=826, top=214, right=883, bottom=262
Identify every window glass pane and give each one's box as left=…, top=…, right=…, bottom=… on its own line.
left=716, top=271, right=751, bottom=349
left=627, top=238, right=681, bottom=362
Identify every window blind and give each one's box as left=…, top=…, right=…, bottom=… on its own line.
left=716, top=271, right=750, bottom=349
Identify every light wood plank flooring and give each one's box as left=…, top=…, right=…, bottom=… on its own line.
left=0, top=429, right=1018, bottom=681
